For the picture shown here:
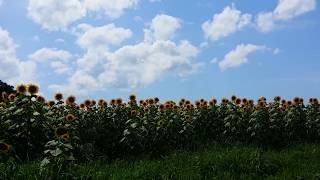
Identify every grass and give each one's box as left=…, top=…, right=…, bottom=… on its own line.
left=1, top=144, right=320, bottom=179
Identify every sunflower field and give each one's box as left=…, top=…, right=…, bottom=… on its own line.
left=1, top=84, right=320, bottom=175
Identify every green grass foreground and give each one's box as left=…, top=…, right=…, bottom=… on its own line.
left=1, top=144, right=320, bottom=180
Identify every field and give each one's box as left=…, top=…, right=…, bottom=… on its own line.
left=1, top=84, right=320, bottom=179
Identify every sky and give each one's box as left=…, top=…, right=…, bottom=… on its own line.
left=0, top=0, right=319, bottom=102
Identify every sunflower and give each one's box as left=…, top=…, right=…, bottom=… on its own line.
left=159, top=104, right=165, bottom=110
left=36, top=95, right=46, bottom=103
left=235, top=98, right=242, bottom=105
left=281, top=99, right=286, bottom=104
left=259, top=101, right=266, bottom=107
left=76, top=106, right=80, bottom=110
left=116, top=98, right=122, bottom=105
left=165, top=104, right=171, bottom=109
left=85, top=99, right=92, bottom=107
left=293, top=97, right=300, bottom=105
left=186, top=104, right=193, bottom=109
left=80, top=103, right=86, bottom=109
left=221, top=98, right=227, bottom=105
left=144, top=108, right=150, bottom=113
left=231, top=95, right=237, bottom=102
left=148, top=98, right=155, bottom=104
left=309, top=98, right=314, bottom=104
left=66, top=96, right=76, bottom=105
left=47, top=100, right=55, bottom=107
left=142, top=101, right=147, bottom=106
left=274, top=96, right=281, bottom=102
left=55, top=127, right=68, bottom=137
left=313, top=98, right=319, bottom=105
left=65, top=114, right=76, bottom=122
left=27, top=84, right=39, bottom=95
left=53, top=93, right=63, bottom=101
left=0, top=142, right=10, bottom=153
left=299, top=98, right=304, bottom=104
left=8, top=94, right=16, bottom=101
left=287, top=101, right=292, bottom=106
left=259, top=96, right=267, bottom=102
left=60, top=133, right=70, bottom=141
left=242, top=98, right=248, bottom=104
left=185, top=100, right=191, bottom=105
left=195, top=101, right=201, bottom=107
left=154, top=97, right=160, bottom=103
left=200, top=99, right=205, bottom=103
left=98, top=99, right=104, bottom=106
left=16, top=84, right=27, bottom=94
left=248, top=99, right=254, bottom=105
left=91, top=100, right=96, bottom=106
left=173, top=105, right=179, bottom=110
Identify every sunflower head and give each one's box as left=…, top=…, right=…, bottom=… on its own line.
left=242, top=98, right=248, bottom=104
left=259, top=101, right=266, bottom=107
left=110, top=99, right=116, bottom=106
left=185, top=100, right=191, bottom=105
left=116, top=98, right=122, bottom=105
left=98, top=99, right=105, bottom=105
left=60, top=133, right=70, bottom=141
left=154, top=97, right=160, bottom=103
left=281, top=99, right=286, bottom=104
left=85, top=99, right=92, bottom=107
left=248, top=99, right=254, bottom=105
left=159, top=104, right=165, bottom=110
left=27, top=84, right=39, bottom=95
left=144, top=108, right=150, bottom=113
left=47, top=100, right=55, bottom=107
left=231, top=95, right=237, bottom=102
left=313, top=98, right=319, bottom=105
left=173, top=105, right=179, bottom=110
left=293, top=97, right=300, bottom=105
left=8, top=94, right=16, bottom=101
left=80, top=103, right=85, bottom=109
left=195, top=101, right=201, bottom=107
left=235, top=98, right=242, bottom=105
left=274, top=96, right=281, bottom=102
left=259, top=96, right=267, bottom=102
left=65, top=114, right=76, bottom=122
left=66, top=96, right=76, bottom=105
left=0, top=142, right=10, bottom=153
left=16, top=84, right=27, bottom=94
left=129, top=94, right=136, bottom=101
left=299, top=98, right=304, bottom=104
left=55, top=127, right=68, bottom=137
left=148, top=98, right=155, bottom=104
left=36, top=95, right=46, bottom=103
left=91, top=100, right=96, bottom=106
left=142, top=101, right=147, bottom=106
left=165, top=104, right=171, bottom=109
left=54, top=93, right=64, bottom=101
left=287, top=101, right=292, bottom=106
left=186, top=104, right=193, bottom=109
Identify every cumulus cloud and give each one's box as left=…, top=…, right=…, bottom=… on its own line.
left=144, top=14, right=181, bottom=42
left=202, top=5, right=252, bottom=41
left=218, top=44, right=266, bottom=71
left=76, top=24, right=132, bottom=49
left=49, top=15, right=201, bottom=95
left=256, top=0, right=316, bottom=32
left=29, top=48, right=73, bottom=75
left=27, top=0, right=138, bottom=31
left=83, top=0, right=138, bottom=18
left=0, top=27, right=36, bottom=84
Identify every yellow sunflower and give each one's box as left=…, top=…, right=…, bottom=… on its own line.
left=16, top=84, right=27, bottom=94
left=54, top=93, right=64, bottom=101
left=65, top=114, right=76, bottom=122
left=27, top=84, right=39, bottom=95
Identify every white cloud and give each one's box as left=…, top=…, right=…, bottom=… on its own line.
left=77, top=24, right=132, bottom=49
left=202, top=5, right=252, bottom=41
left=27, top=0, right=86, bottom=31
left=144, top=14, right=181, bottom=42
left=49, top=14, right=201, bottom=95
left=55, top=38, right=65, bottom=43
left=256, top=0, right=316, bottom=32
left=27, top=0, right=138, bottom=31
left=29, top=48, right=73, bottom=75
left=29, top=48, right=72, bottom=62
left=83, top=0, right=138, bottom=18
left=219, top=44, right=266, bottom=71
left=0, top=27, right=36, bottom=85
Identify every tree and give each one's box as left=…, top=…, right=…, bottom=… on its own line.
left=0, top=80, right=16, bottom=101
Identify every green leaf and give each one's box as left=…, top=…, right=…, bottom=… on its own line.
left=50, top=148, right=63, bottom=157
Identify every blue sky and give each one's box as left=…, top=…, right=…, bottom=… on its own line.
left=0, top=0, right=319, bottom=102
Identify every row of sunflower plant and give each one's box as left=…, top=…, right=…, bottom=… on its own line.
left=1, top=84, right=320, bottom=166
